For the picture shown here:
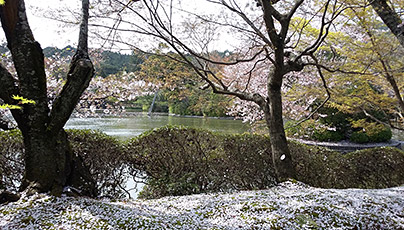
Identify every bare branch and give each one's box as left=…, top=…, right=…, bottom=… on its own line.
left=289, top=55, right=331, bottom=128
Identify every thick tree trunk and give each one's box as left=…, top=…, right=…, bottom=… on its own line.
left=21, top=129, right=70, bottom=195
left=0, top=0, right=96, bottom=197
left=263, top=68, right=296, bottom=181
left=21, top=129, right=96, bottom=196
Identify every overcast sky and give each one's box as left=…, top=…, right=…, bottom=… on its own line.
left=0, top=0, right=241, bottom=52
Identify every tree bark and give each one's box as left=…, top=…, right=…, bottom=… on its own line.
left=369, top=0, right=404, bottom=48
left=263, top=68, right=296, bottom=181
left=0, top=0, right=96, bottom=196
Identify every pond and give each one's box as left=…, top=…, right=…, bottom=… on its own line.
left=65, top=112, right=251, bottom=198
left=65, top=112, right=251, bottom=140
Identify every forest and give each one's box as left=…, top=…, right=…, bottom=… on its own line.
left=1, top=0, right=404, bottom=229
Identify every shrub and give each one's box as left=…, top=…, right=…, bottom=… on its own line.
left=286, top=120, right=344, bottom=142
left=344, top=147, right=404, bottom=188
left=67, top=129, right=129, bottom=198
left=127, top=126, right=404, bottom=199
left=368, top=126, right=392, bottom=143
left=313, top=130, right=344, bottom=142
left=350, top=131, right=369, bottom=143
left=125, top=126, right=277, bottom=199
left=0, top=129, right=24, bottom=192
left=2, top=126, right=404, bottom=200
left=0, top=129, right=130, bottom=198
left=350, top=120, right=392, bottom=143
left=286, top=106, right=393, bottom=143
left=291, top=141, right=404, bottom=189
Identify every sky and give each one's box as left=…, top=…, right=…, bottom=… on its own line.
left=0, top=0, right=242, bottom=53
left=24, top=0, right=82, bottom=48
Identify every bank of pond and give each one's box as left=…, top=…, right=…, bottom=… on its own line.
left=1, top=125, right=404, bottom=200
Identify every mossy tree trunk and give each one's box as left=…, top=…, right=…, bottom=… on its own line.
left=0, top=0, right=96, bottom=196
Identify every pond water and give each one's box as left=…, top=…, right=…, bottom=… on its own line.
left=65, top=112, right=250, bottom=140
left=65, top=113, right=250, bottom=199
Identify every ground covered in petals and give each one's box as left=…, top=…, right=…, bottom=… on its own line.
left=1, top=181, right=403, bottom=229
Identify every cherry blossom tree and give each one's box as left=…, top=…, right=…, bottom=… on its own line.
left=0, top=0, right=96, bottom=196
left=87, top=0, right=349, bottom=180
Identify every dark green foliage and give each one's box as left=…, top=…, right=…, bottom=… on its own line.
left=317, top=106, right=350, bottom=133
left=313, top=130, right=344, bottom=142
left=97, top=51, right=143, bottom=77
left=126, top=126, right=220, bottom=198
left=2, top=127, right=404, bottom=200
left=291, top=141, right=404, bottom=189
left=131, top=91, right=230, bottom=117
left=0, top=129, right=24, bottom=191
left=67, top=129, right=130, bottom=198
left=350, top=125, right=392, bottom=143
left=125, top=126, right=277, bottom=199
left=0, top=129, right=130, bottom=198
left=220, top=134, right=277, bottom=190
left=128, top=126, right=404, bottom=198
left=42, top=45, right=144, bottom=78
left=286, top=106, right=392, bottom=143
left=350, top=132, right=369, bottom=143
left=369, top=126, right=392, bottom=142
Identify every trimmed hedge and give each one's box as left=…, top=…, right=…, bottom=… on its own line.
left=0, top=129, right=24, bottom=192
left=0, top=129, right=131, bottom=198
left=1, top=126, right=404, bottom=200
left=290, top=141, right=404, bottom=189
left=67, top=129, right=129, bottom=198
left=125, top=126, right=277, bottom=198
left=127, top=126, right=404, bottom=198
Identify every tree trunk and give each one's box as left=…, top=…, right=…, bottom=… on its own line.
left=21, top=128, right=96, bottom=196
left=384, top=74, right=404, bottom=117
left=264, top=69, right=296, bottom=181
left=0, top=0, right=96, bottom=197
left=369, top=0, right=404, bottom=48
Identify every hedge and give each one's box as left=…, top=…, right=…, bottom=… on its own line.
left=0, top=129, right=131, bottom=198
left=1, top=126, right=404, bottom=199
left=125, top=126, right=277, bottom=198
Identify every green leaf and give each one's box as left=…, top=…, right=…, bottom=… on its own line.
left=0, top=0, right=5, bottom=5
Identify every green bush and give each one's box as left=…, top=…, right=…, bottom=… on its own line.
left=350, top=125, right=392, bottom=143
left=285, top=120, right=344, bottom=142
left=286, top=105, right=393, bottom=143
left=313, top=130, right=344, bottom=142
left=128, top=126, right=404, bottom=198
left=67, top=129, right=130, bottom=198
left=0, top=129, right=130, bottom=198
left=2, top=126, right=404, bottom=200
left=125, top=126, right=277, bottom=199
left=290, top=141, right=404, bottom=189
left=350, top=131, right=369, bottom=143
left=0, top=129, right=24, bottom=192
left=368, top=126, right=392, bottom=143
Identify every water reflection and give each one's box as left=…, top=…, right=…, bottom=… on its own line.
left=65, top=113, right=250, bottom=199
left=65, top=113, right=250, bottom=139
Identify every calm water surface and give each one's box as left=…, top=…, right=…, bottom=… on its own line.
left=65, top=113, right=250, bottom=199
left=65, top=113, right=250, bottom=139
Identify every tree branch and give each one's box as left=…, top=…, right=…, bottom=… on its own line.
left=369, top=0, right=404, bottom=48
left=48, top=0, right=94, bottom=133
left=288, top=55, right=331, bottom=128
